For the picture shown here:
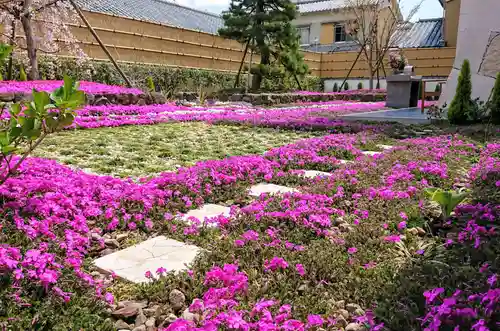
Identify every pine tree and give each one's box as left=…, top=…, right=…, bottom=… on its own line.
left=490, top=72, right=500, bottom=124
left=333, top=82, right=339, bottom=92
left=219, top=0, right=308, bottom=90
left=357, top=82, right=363, bottom=90
left=344, top=82, right=349, bottom=91
left=448, top=59, right=472, bottom=124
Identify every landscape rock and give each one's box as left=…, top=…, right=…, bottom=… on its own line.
left=345, top=322, right=367, bottom=331
left=346, top=303, right=362, bottom=313
left=150, top=92, right=166, bottom=104
left=337, top=308, right=350, bottom=319
left=335, top=315, right=348, bottom=327
left=181, top=308, right=198, bottom=322
left=166, top=313, right=178, bottom=323
left=339, top=223, right=353, bottom=232
left=0, top=92, right=15, bottom=102
left=417, top=227, right=426, bottom=235
left=105, top=238, right=120, bottom=248
left=94, top=96, right=111, bottom=106
left=169, top=289, right=186, bottom=311
left=116, top=233, right=130, bottom=242
left=113, top=301, right=147, bottom=318
left=114, top=319, right=131, bottom=330
left=353, top=308, right=365, bottom=316
left=132, top=326, right=146, bottom=331
left=143, top=305, right=160, bottom=317
left=145, top=317, right=155, bottom=327
left=407, top=228, right=419, bottom=236
left=100, top=248, right=115, bottom=257
left=135, top=311, right=147, bottom=326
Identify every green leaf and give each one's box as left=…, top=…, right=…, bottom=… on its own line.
left=1, top=145, right=16, bottom=154
left=32, top=90, right=51, bottom=117
left=0, top=131, right=9, bottom=146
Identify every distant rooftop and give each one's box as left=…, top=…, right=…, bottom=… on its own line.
left=75, top=0, right=224, bottom=34
left=391, top=18, right=444, bottom=48
left=295, top=0, right=348, bottom=13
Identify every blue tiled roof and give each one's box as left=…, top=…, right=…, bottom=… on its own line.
left=301, top=41, right=360, bottom=53
left=75, top=0, right=224, bottom=34
left=391, top=18, right=444, bottom=48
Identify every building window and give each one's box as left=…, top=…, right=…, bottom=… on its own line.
left=334, top=24, right=351, bottom=42
left=297, top=26, right=310, bottom=45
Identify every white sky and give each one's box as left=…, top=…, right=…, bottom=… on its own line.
left=175, top=0, right=444, bottom=21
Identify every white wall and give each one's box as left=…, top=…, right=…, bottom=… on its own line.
left=440, top=0, right=500, bottom=105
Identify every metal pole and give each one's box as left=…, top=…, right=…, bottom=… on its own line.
left=68, top=0, right=133, bottom=87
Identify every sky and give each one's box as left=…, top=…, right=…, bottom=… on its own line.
left=175, top=0, right=444, bottom=21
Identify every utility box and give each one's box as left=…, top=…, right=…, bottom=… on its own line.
left=386, top=74, right=422, bottom=108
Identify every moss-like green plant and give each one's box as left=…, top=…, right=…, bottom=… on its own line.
left=448, top=59, right=472, bottom=124
left=344, top=82, right=349, bottom=91
left=333, top=82, right=339, bottom=92
left=357, top=82, right=363, bottom=90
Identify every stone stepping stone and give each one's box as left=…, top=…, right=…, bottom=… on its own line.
left=376, top=144, right=393, bottom=150
left=94, top=236, right=201, bottom=283
left=249, top=183, right=299, bottom=197
left=180, top=204, right=231, bottom=226
left=338, top=159, right=353, bottom=164
left=361, top=151, right=381, bottom=156
left=300, top=170, right=332, bottom=178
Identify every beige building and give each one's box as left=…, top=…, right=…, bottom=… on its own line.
left=292, top=0, right=400, bottom=51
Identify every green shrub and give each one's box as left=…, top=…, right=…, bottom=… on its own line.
left=1, top=56, right=322, bottom=93
left=490, top=72, right=500, bottom=124
left=19, top=65, right=27, bottom=81
left=434, top=83, right=441, bottom=100
left=344, top=82, right=349, bottom=91
left=357, top=82, right=363, bottom=89
left=333, top=82, right=339, bottom=92
left=448, top=59, right=472, bottom=124
left=146, top=76, right=156, bottom=92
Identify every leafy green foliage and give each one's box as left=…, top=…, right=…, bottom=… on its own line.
left=146, top=76, right=156, bottom=92
left=0, top=75, right=84, bottom=184
left=357, top=82, right=363, bottom=90
left=490, top=72, right=500, bottom=124
left=219, top=0, right=308, bottom=90
left=0, top=44, right=13, bottom=81
left=448, top=59, right=472, bottom=124
left=19, top=65, right=27, bottom=81
left=424, top=187, right=469, bottom=220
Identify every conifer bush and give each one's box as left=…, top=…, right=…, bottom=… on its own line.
left=448, top=59, right=472, bottom=124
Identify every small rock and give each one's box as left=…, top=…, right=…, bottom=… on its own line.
left=86, top=93, right=95, bottom=105
left=353, top=308, right=365, bottom=316
left=91, top=233, right=102, bottom=241
left=100, top=248, right=115, bottom=257
left=132, top=326, right=146, bottom=331
left=345, top=322, right=366, bottom=331
left=334, top=300, right=345, bottom=309
left=135, top=311, right=147, bottom=327
left=105, top=238, right=120, bottom=248
left=298, top=284, right=308, bottom=292
left=0, top=92, right=15, bottom=102
left=103, top=233, right=112, bottom=240
left=169, top=289, right=186, bottom=312
left=181, top=308, right=197, bottom=322
left=143, top=305, right=160, bottom=317
left=94, top=96, right=110, bottom=106
left=114, top=319, right=131, bottom=330
left=145, top=317, right=155, bottom=327
left=113, top=302, right=147, bottom=319
left=335, top=315, right=348, bottom=327
left=150, top=92, right=167, bottom=104
left=337, top=308, right=350, bottom=319
left=339, top=223, right=352, bottom=232
left=407, top=228, right=419, bottom=236
left=346, top=303, right=362, bottom=313
left=116, top=233, right=129, bottom=242
left=417, top=227, right=426, bottom=235
left=333, top=217, right=345, bottom=226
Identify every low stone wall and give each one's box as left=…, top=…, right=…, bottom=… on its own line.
left=176, top=91, right=386, bottom=106
left=0, top=92, right=167, bottom=106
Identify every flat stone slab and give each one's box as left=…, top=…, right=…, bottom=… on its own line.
left=376, top=144, right=393, bottom=150
left=181, top=204, right=231, bottom=225
left=361, top=151, right=381, bottom=156
left=249, top=183, right=299, bottom=197
left=341, top=107, right=432, bottom=124
left=300, top=170, right=332, bottom=178
left=94, top=236, right=201, bottom=283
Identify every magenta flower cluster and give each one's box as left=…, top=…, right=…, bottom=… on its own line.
left=0, top=80, right=144, bottom=95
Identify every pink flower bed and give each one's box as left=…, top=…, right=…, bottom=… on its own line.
left=0, top=80, right=144, bottom=95
left=1, top=132, right=498, bottom=329
left=296, top=89, right=387, bottom=95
